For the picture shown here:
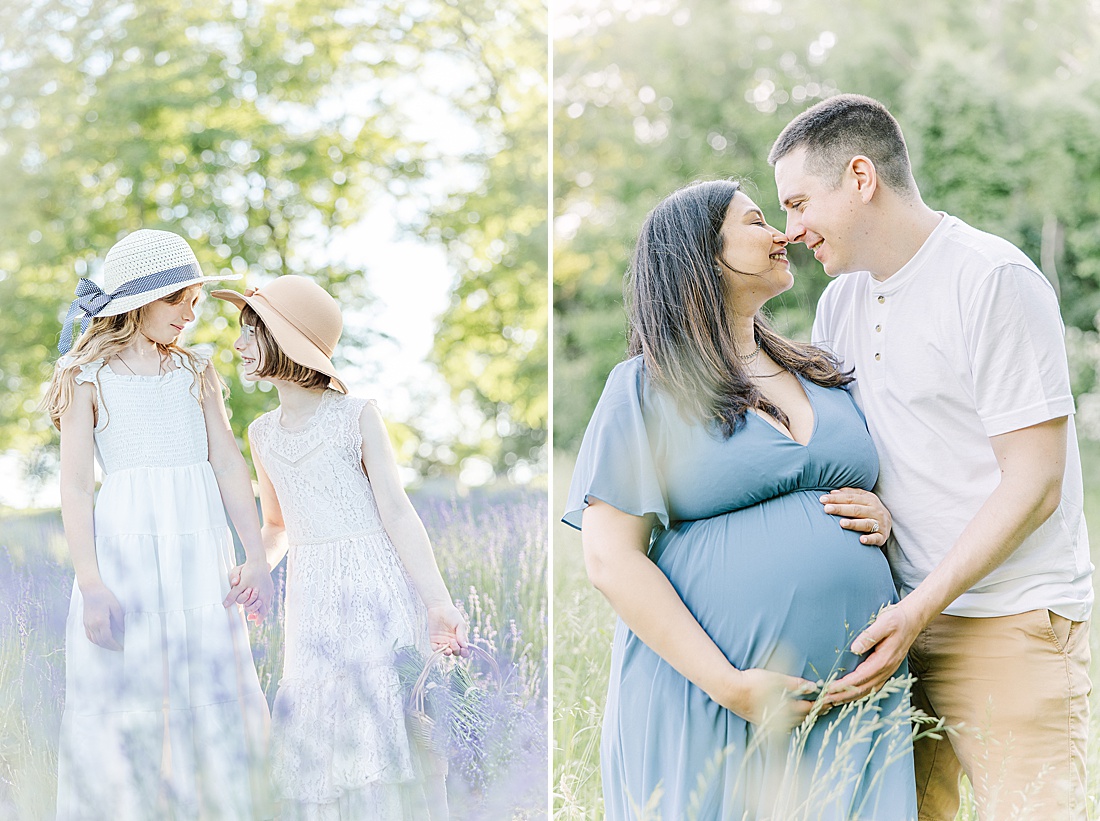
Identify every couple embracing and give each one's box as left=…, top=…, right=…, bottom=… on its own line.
left=565, top=95, right=1091, bottom=820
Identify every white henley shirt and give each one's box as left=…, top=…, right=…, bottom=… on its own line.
left=812, top=214, right=1092, bottom=620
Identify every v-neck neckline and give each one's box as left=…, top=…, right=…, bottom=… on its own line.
left=747, top=372, right=819, bottom=447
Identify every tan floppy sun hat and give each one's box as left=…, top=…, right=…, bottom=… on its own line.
left=212, top=275, right=348, bottom=394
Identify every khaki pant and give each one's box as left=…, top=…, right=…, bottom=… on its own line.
left=909, top=610, right=1091, bottom=821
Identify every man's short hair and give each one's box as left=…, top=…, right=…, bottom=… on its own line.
left=768, top=94, right=915, bottom=194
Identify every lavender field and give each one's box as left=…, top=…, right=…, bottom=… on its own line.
left=0, top=486, right=548, bottom=821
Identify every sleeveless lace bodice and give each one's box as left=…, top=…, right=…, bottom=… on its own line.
left=73, top=349, right=210, bottom=474
left=249, top=390, right=386, bottom=546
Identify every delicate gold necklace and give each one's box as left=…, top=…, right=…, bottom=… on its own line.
left=112, top=355, right=138, bottom=375
left=114, top=350, right=166, bottom=375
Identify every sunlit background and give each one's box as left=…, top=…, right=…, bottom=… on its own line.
left=0, top=2, right=549, bottom=818
left=552, top=0, right=1100, bottom=817
left=0, top=0, right=549, bottom=506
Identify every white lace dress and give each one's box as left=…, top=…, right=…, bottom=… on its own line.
left=248, top=390, right=436, bottom=821
left=56, top=349, right=270, bottom=821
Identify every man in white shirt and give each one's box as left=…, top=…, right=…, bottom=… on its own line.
left=770, top=94, right=1093, bottom=819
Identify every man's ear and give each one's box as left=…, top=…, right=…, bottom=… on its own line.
left=848, top=155, right=878, bottom=203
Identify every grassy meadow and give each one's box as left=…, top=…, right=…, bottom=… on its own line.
left=0, top=486, right=548, bottom=821
left=553, top=441, right=1100, bottom=820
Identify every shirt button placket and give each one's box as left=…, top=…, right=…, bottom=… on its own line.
left=872, top=293, right=887, bottom=380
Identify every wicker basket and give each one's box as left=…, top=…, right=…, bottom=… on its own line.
left=405, top=644, right=502, bottom=757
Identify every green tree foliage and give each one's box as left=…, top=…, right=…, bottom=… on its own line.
left=0, top=0, right=413, bottom=451
left=421, top=0, right=549, bottom=478
left=0, top=0, right=548, bottom=484
left=554, top=0, right=1100, bottom=451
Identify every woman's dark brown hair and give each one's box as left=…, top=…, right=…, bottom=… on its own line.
left=240, top=305, right=330, bottom=391
left=626, top=179, right=852, bottom=437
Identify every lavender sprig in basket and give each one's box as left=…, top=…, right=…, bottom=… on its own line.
left=395, top=642, right=542, bottom=794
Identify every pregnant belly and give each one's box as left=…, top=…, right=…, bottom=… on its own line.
left=651, top=490, right=898, bottom=682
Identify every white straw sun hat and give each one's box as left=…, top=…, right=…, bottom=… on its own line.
left=58, top=229, right=240, bottom=354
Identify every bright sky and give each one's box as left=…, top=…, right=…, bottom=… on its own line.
left=329, top=205, right=454, bottom=420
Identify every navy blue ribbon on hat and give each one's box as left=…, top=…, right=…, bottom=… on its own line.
left=58, top=263, right=202, bottom=354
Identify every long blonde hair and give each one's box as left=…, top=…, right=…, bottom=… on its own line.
left=43, top=286, right=208, bottom=430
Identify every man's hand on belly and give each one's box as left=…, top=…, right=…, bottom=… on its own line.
left=822, top=600, right=920, bottom=705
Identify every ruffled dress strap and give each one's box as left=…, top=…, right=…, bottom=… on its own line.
left=184, top=342, right=214, bottom=369
left=165, top=344, right=215, bottom=403
left=174, top=343, right=213, bottom=379
left=64, top=358, right=109, bottom=430
left=562, top=356, right=670, bottom=530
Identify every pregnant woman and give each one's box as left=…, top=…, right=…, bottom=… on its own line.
left=563, top=180, right=916, bottom=820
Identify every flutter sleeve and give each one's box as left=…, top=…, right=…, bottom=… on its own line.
left=561, top=357, right=669, bottom=531
left=70, top=358, right=105, bottom=386
left=64, top=357, right=107, bottom=430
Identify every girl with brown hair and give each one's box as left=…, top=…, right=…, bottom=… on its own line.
left=214, top=276, right=466, bottom=820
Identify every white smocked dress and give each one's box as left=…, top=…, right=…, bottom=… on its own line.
left=248, top=390, right=435, bottom=821
left=56, top=349, right=270, bottom=821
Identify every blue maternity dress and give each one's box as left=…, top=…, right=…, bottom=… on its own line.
left=563, top=357, right=916, bottom=821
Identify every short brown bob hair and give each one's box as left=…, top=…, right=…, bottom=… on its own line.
left=241, top=304, right=331, bottom=391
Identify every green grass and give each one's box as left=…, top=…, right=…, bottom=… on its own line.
left=553, top=451, right=613, bottom=820
left=553, top=439, right=1100, bottom=820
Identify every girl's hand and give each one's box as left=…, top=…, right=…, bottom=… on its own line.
left=427, top=603, right=469, bottom=656
left=224, top=564, right=246, bottom=606
left=224, top=560, right=273, bottom=623
left=820, top=487, right=893, bottom=546
left=724, top=667, right=819, bottom=730
left=82, top=582, right=125, bottom=651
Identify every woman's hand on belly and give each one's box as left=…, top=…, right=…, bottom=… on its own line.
left=820, top=487, right=892, bottom=546
left=724, top=668, right=820, bottom=730
left=584, top=499, right=822, bottom=730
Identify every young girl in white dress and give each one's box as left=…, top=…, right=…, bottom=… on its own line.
left=213, top=276, right=467, bottom=821
left=45, top=229, right=275, bottom=820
